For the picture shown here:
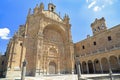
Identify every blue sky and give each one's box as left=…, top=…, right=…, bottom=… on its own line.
left=0, top=0, right=120, bottom=54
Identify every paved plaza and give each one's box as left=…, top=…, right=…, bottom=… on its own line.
left=1, top=74, right=120, bottom=80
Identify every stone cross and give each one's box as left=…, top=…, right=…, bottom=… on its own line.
left=21, top=60, right=27, bottom=80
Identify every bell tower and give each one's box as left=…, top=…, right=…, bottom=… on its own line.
left=48, top=3, right=56, bottom=12
left=91, top=17, right=107, bottom=35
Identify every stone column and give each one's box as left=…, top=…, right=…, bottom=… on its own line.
left=86, top=63, right=89, bottom=74
left=99, top=60, right=103, bottom=73
left=21, top=60, right=27, bottom=80
left=47, top=62, right=49, bottom=75
left=81, top=63, right=83, bottom=74
left=36, top=34, right=43, bottom=76
left=117, top=56, right=120, bottom=66
left=71, top=54, right=75, bottom=74
left=58, top=61, right=60, bottom=74
left=108, top=58, right=113, bottom=80
left=72, top=61, right=75, bottom=74
left=43, top=57, right=46, bottom=75
left=93, top=62, right=96, bottom=74
left=108, top=58, right=112, bottom=71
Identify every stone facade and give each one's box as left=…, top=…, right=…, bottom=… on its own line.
left=74, top=17, right=120, bottom=74
left=0, top=55, right=6, bottom=77
left=5, top=3, right=74, bottom=77
left=1, top=2, right=120, bottom=78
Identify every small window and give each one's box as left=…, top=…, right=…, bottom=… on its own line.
left=108, top=36, right=112, bottom=41
left=2, top=61, right=4, bottom=65
left=98, top=26, right=100, bottom=30
left=94, top=29, right=96, bottom=32
left=82, top=45, right=85, bottom=49
left=51, top=7, right=54, bottom=12
left=101, top=24, right=105, bottom=29
left=20, top=43, right=23, bottom=46
left=93, top=41, right=96, bottom=45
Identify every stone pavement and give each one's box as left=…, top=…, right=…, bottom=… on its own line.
left=1, top=74, right=120, bottom=80
left=0, top=74, right=78, bottom=80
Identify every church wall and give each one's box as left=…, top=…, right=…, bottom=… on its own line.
left=75, top=23, right=120, bottom=73
left=2, top=2, right=120, bottom=78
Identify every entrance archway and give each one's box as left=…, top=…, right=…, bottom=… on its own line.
left=74, top=64, right=77, bottom=74
left=49, top=62, right=56, bottom=74
left=109, top=56, right=119, bottom=73
left=82, top=61, right=87, bottom=74
left=101, top=57, right=109, bottom=73
left=88, top=60, right=94, bottom=74
left=94, top=59, right=101, bottom=73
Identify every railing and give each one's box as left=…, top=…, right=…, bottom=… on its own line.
left=79, top=43, right=120, bottom=57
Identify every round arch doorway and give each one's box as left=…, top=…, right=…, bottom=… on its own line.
left=49, top=62, right=56, bottom=74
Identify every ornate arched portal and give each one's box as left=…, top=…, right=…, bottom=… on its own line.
left=43, top=24, right=67, bottom=74
left=49, top=62, right=56, bottom=74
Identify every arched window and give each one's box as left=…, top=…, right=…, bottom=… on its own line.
left=49, top=48, right=57, bottom=55
left=88, top=60, right=94, bottom=73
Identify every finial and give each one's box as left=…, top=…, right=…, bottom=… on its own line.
left=49, top=0, right=53, bottom=3
left=36, top=4, right=38, bottom=8
left=101, top=17, right=105, bottom=21
left=40, top=2, right=44, bottom=11
left=28, top=8, right=31, bottom=16
left=34, top=4, right=39, bottom=14
left=67, top=15, right=69, bottom=18
left=59, top=12, right=61, bottom=17
left=65, top=13, right=67, bottom=17
left=63, top=14, right=70, bottom=24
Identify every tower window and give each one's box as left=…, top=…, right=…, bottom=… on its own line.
left=108, top=36, right=112, bottom=41
left=1, top=61, right=4, bottom=65
left=98, top=26, right=100, bottom=30
left=93, top=41, right=96, bottom=45
left=82, top=45, right=85, bottom=49
left=51, top=7, right=54, bottom=12
left=94, top=29, right=96, bottom=32
left=101, top=24, right=105, bottom=29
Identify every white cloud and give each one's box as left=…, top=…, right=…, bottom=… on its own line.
left=102, top=5, right=105, bottom=8
left=88, top=1, right=96, bottom=9
left=0, top=28, right=10, bottom=40
left=93, top=6, right=101, bottom=12
left=86, top=0, right=89, bottom=3
left=86, top=0, right=116, bottom=12
left=104, top=0, right=113, bottom=5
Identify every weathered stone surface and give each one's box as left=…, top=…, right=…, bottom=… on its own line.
left=0, top=2, right=120, bottom=78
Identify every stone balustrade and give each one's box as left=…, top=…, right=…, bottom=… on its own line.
left=79, top=43, right=120, bottom=57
